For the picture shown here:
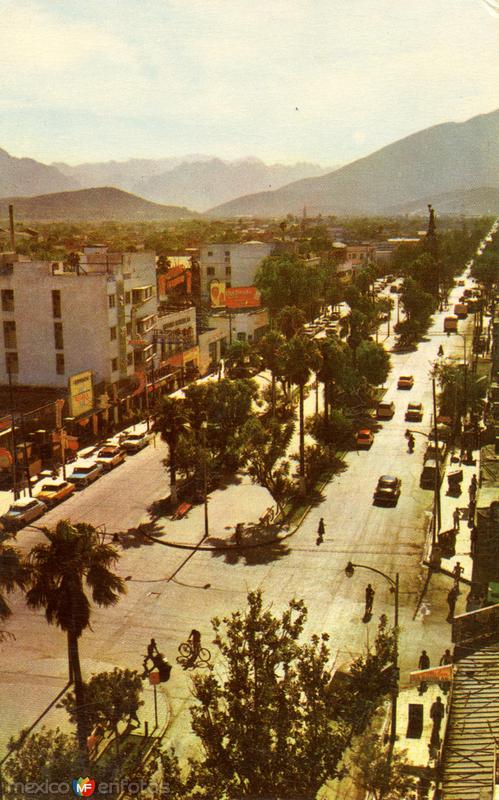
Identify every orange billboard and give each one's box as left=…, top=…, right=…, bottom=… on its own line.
left=210, top=280, right=226, bottom=307
left=226, top=286, right=261, bottom=309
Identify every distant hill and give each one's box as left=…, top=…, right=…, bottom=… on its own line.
left=132, top=158, right=332, bottom=211
left=384, top=186, right=499, bottom=216
left=0, top=188, right=198, bottom=222
left=207, top=109, right=499, bottom=218
left=0, top=147, right=78, bottom=197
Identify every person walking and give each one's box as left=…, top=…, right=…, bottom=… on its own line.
left=447, top=586, right=458, bottom=621
left=453, top=508, right=460, bottom=532
left=430, top=696, right=445, bottom=736
left=418, top=650, right=430, bottom=695
left=453, top=561, right=463, bottom=588
left=365, top=583, right=375, bottom=616
left=470, top=525, right=478, bottom=557
left=316, top=518, right=325, bottom=546
left=440, top=648, right=452, bottom=666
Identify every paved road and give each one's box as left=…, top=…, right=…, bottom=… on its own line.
left=0, top=265, right=482, bottom=764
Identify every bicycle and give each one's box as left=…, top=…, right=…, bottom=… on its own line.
left=176, top=640, right=212, bottom=670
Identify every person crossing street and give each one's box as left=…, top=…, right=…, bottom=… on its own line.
left=365, top=584, right=375, bottom=617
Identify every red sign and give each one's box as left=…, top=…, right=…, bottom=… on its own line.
left=226, top=286, right=261, bottom=309
left=409, top=665, right=453, bottom=684
left=149, top=670, right=160, bottom=685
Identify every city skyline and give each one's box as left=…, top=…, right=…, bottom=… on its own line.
left=0, top=0, right=497, bottom=166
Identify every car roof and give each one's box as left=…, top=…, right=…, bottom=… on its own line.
left=358, top=428, right=371, bottom=435
left=73, top=462, right=98, bottom=470
left=11, top=497, right=39, bottom=507
left=408, top=402, right=422, bottom=408
left=39, top=479, right=66, bottom=487
left=380, top=475, right=397, bottom=482
left=400, top=375, right=413, bottom=379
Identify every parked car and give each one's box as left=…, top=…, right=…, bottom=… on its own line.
left=120, top=431, right=151, bottom=453
left=96, top=445, right=126, bottom=470
left=376, top=401, right=395, bottom=420
left=373, top=475, right=401, bottom=506
left=424, top=441, right=446, bottom=462
left=420, top=460, right=442, bottom=489
left=355, top=429, right=374, bottom=448
left=405, top=402, right=423, bottom=422
left=35, top=478, right=75, bottom=507
left=1, top=497, right=47, bottom=531
left=397, top=375, right=414, bottom=390
left=69, top=461, right=103, bottom=488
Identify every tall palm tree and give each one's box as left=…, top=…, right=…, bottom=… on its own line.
left=317, top=337, right=344, bottom=425
left=25, top=521, right=126, bottom=756
left=258, top=330, right=286, bottom=417
left=283, top=335, right=322, bottom=494
left=0, top=542, right=26, bottom=622
left=153, top=395, right=189, bottom=506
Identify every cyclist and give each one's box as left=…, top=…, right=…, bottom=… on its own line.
left=188, top=629, right=201, bottom=659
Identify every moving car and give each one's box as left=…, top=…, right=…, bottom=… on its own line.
left=397, top=375, right=414, bottom=390
left=120, top=431, right=151, bottom=453
left=355, top=429, right=374, bottom=448
left=35, top=478, right=75, bottom=507
left=373, top=475, right=401, bottom=506
left=424, top=441, right=446, bottom=462
left=0, top=497, right=46, bottom=531
left=96, top=445, right=126, bottom=470
left=454, top=303, right=468, bottom=320
left=69, top=461, right=103, bottom=488
left=443, top=315, right=458, bottom=333
left=405, top=402, right=423, bottom=422
left=376, top=401, right=395, bottom=420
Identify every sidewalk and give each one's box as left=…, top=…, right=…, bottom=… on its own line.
left=437, top=454, right=478, bottom=586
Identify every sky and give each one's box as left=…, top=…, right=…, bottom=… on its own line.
left=0, top=0, right=497, bottom=167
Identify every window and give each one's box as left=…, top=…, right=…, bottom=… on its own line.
left=54, top=322, right=64, bottom=350
left=55, top=353, right=65, bottom=375
left=111, top=357, right=118, bottom=372
left=224, top=250, right=230, bottom=257
left=108, top=294, right=116, bottom=309
left=5, top=351, right=18, bottom=374
left=127, top=352, right=133, bottom=366
left=207, top=251, right=213, bottom=257
left=3, top=320, right=16, bottom=349
left=126, top=322, right=132, bottom=336
left=125, top=291, right=131, bottom=305
left=225, top=266, right=231, bottom=276
left=2, top=289, right=14, bottom=313
left=110, top=326, right=117, bottom=341
left=237, top=332, right=247, bottom=342
left=207, top=267, right=215, bottom=276
left=52, top=290, right=61, bottom=318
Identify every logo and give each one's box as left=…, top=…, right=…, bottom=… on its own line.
left=72, top=777, right=95, bottom=797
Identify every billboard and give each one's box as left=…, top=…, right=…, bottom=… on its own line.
left=68, top=371, right=94, bottom=418
left=226, top=286, right=261, bottom=309
left=452, top=604, right=499, bottom=645
left=409, top=665, right=453, bottom=685
left=210, top=280, right=226, bottom=308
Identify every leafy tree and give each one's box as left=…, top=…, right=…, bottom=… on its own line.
left=241, top=417, right=295, bottom=509
left=345, top=308, right=372, bottom=353
left=432, top=360, right=487, bottom=419
left=25, top=521, right=126, bottom=756
left=472, top=251, right=497, bottom=300
left=257, top=330, right=286, bottom=416
left=254, top=255, right=321, bottom=318
left=224, top=340, right=261, bottom=378
left=0, top=543, right=26, bottom=621
left=187, top=591, right=350, bottom=799
left=351, top=731, right=417, bottom=799
left=282, top=335, right=322, bottom=494
left=276, top=305, right=306, bottom=339
left=153, top=396, right=190, bottom=505
left=307, top=410, right=354, bottom=455
left=356, top=340, right=391, bottom=386
left=60, top=668, right=143, bottom=756
left=317, top=337, right=346, bottom=424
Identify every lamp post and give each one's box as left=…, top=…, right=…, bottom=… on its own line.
left=345, top=560, right=399, bottom=747
left=201, top=420, right=209, bottom=540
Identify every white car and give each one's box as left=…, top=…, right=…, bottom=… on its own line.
left=120, top=432, right=151, bottom=453
left=69, top=462, right=103, bottom=488
left=1, top=497, right=46, bottom=531
left=96, top=446, right=126, bottom=470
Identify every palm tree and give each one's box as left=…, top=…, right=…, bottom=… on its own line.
left=317, top=337, right=344, bottom=425
left=25, top=521, right=126, bottom=756
left=0, top=542, right=26, bottom=625
left=283, top=335, right=322, bottom=494
left=258, top=330, right=286, bottom=417
left=153, top=395, right=189, bottom=506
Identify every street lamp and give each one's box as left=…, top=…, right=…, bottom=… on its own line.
left=344, top=561, right=399, bottom=747
left=201, top=420, right=209, bottom=540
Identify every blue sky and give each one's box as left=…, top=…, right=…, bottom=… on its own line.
left=0, top=0, right=497, bottom=166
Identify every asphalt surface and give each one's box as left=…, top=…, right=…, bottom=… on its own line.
left=0, top=264, right=484, bottom=769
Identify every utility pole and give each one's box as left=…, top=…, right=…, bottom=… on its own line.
left=201, top=421, right=209, bottom=539
left=432, top=378, right=442, bottom=543
left=7, top=368, right=19, bottom=499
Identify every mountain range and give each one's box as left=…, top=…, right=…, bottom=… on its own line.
left=207, top=109, right=499, bottom=217
left=53, top=156, right=331, bottom=211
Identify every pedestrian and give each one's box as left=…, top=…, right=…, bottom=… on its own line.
left=440, top=648, right=452, bottom=666
left=470, top=474, right=478, bottom=492
left=147, top=638, right=158, bottom=660
left=447, top=586, right=458, bottom=620
left=365, top=583, right=375, bottom=616
left=453, top=508, right=460, bottom=532
left=430, top=696, right=445, bottom=736
left=418, top=649, right=430, bottom=695
left=316, top=518, right=325, bottom=546
left=470, top=525, right=478, bottom=557
left=452, top=561, right=463, bottom=588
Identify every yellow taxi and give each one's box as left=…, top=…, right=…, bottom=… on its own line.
left=35, top=478, right=75, bottom=508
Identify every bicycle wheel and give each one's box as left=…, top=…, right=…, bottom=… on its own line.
left=198, top=647, right=211, bottom=663
left=178, top=642, right=192, bottom=658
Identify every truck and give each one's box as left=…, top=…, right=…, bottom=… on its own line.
left=443, top=315, right=458, bottom=333
left=454, top=303, right=468, bottom=319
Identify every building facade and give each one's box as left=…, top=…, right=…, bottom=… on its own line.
left=199, top=241, right=274, bottom=299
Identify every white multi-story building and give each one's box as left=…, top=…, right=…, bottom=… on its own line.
left=0, top=247, right=158, bottom=391
left=199, top=241, right=274, bottom=299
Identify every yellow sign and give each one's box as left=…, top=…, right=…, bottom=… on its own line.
left=210, top=280, right=226, bottom=308
left=68, top=371, right=94, bottom=418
